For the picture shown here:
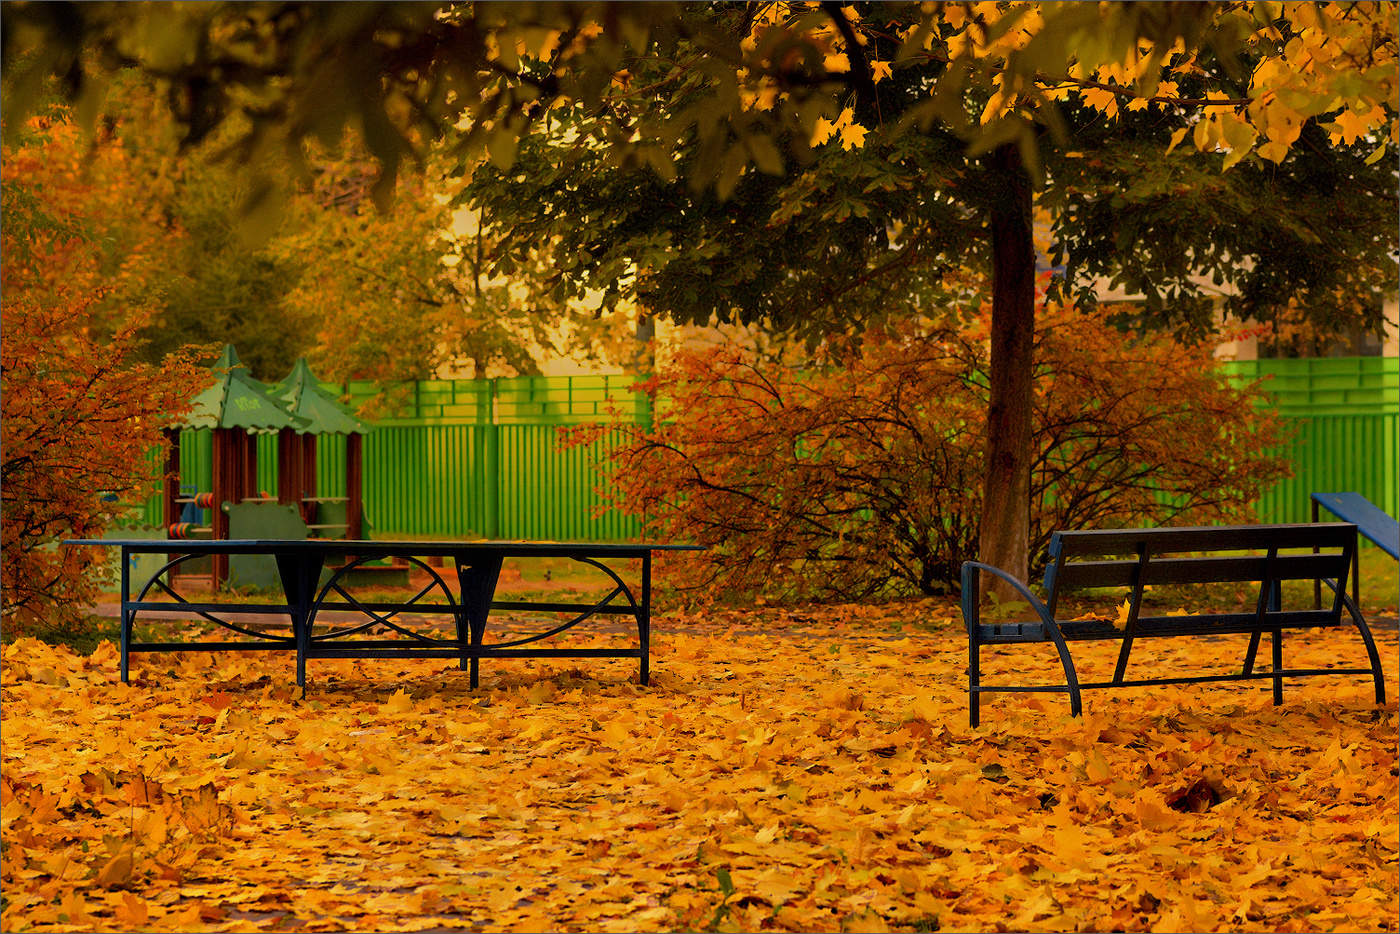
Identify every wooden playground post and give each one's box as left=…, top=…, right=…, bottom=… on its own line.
left=211, top=428, right=233, bottom=588
left=347, top=433, right=364, bottom=540
left=241, top=431, right=258, bottom=500
left=162, top=429, right=181, bottom=529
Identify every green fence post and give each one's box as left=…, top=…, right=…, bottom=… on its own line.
left=484, top=378, right=500, bottom=539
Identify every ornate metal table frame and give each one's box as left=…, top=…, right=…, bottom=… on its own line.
left=70, top=539, right=698, bottom=688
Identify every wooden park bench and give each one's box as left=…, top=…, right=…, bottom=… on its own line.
left=69, top=538, right=699, bottom=689
left=959, top=523, right=1386, bottom=727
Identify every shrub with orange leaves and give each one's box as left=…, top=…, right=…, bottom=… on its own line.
left=1, top=166, right=200, bottom=640
left=576, top=300, right=1292, bottom=603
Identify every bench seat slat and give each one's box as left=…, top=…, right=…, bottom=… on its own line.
left=979, top=609, right=1340, bottom=644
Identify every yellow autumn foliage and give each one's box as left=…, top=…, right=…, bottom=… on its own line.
left=752, top=2, right=1396, bottom=166
left=2, top=610, right=1396, bottom=932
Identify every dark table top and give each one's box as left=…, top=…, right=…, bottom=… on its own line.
left=66, top=539, right=702, bottom=557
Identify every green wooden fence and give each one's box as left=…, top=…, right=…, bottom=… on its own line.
left=148, top=358, right=1396, bottom=542
left=1220, top=356, right=1398, bottom=533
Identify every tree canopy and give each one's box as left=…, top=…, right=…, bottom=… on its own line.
left=6, top=2, right=1391, bottom=208
left=465, top=50, right=1396, bottom=343
left=6, top=0, right=1394, bottom=584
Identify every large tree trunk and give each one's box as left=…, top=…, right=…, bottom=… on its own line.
left=978, top=144, right=1036, bottom=602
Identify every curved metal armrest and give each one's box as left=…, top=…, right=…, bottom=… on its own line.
left=1320, top=577, right=1369, bottom=626
left=1319, top=575, right=1386, bottom=705
left=961, top=560, right=1086, bottom=723
left=960, top=560, right=1057, bottom=632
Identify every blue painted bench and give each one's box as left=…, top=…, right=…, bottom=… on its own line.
left=1311, top=492, right=1400, bottom=607
left=960, top=523, right=1386, bottom=727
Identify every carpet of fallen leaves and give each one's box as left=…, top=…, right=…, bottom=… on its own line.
left=2, top=603, right=1397, bottom=933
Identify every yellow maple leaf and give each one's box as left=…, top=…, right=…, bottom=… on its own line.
left=1150, top=906, right=1184, bottom=933
left=751, top=867, right=802, bottom=905
left=114, top=893, right=149, bottom=928
left=1165, top=126, right=1189, bottom=155
left=1079, top=86, right=1120, bottom=117
left=747, top=84, right=779, bottom=111
left=1256, top=138, right=1292, bottom=163
left=162, top=903, right=206, bottom=929
left=821, top=685, right=864, bottom=710
left=840, top=120, right=870, bottom=150
left=179, top=784, right=233, bottom=838
left=380, top=688, right=414, bottom=714
left=1134, top=791, right=1180, bottom=831
left=1331, top=105, right=1375, bottom=145
left=980, top=88, right=1008, bottom=125
left=824, top=51, right=850, bottom=73
left=1084, top=748, right=1112, bottom=782
left=58, top=890, right=94, bottom=926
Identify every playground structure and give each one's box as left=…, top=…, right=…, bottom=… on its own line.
left=161, top=346, right=370, bottom=589
left=267, top=357, right=369, bottom=539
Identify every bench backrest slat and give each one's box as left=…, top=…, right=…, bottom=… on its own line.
left=1050, top=552, right=1353, bottom=590
left=1041, top=523, right=1357, bottom=619
left=1047, top=523, right=1356, bottom=558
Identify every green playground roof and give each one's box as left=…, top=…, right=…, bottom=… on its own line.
left=180, top=345, right=303, bottom=434
left=267, top=358, right=371, bottom=435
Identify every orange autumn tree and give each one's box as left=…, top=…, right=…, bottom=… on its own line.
left=1, top=126, right=200, bottom=640
left=578, top=294, right=1292, bottom=604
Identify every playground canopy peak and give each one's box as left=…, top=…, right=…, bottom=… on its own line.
left=267, top=358, right=371, bottom=436
left=212, top=344, right=245, bottom=374
left=178, top=344, right=304, bottom=434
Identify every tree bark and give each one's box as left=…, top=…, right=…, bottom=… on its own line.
left=978, top=144, right=1036, bottom=603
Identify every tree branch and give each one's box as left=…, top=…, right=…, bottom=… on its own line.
left=1046, top=75, right=1252, bottom=108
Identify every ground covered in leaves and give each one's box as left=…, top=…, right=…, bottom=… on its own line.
left=2, top=604, right=1396, bottom=933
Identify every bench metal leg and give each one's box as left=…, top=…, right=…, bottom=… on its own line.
left=1352, top=546, right=1360, bottom=610
left=455, top=557, right=502, bottom=691
left=1052, top=636, right=1084, bottom=719
left=968, top=632, right=980, bottom=728
left=1242, top=631, right=1260, bottom=675
left=1312, top=500, right=1322, bottom=610
left=275, top=554, right=324, bottom=690
left=120, top=548, right=132, bottom=684
left=1271, top=627, right=1284, bottom=706
left=1243, top=582, right=1281, bottom=682
left=639, top=553, right=651, bottom=686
